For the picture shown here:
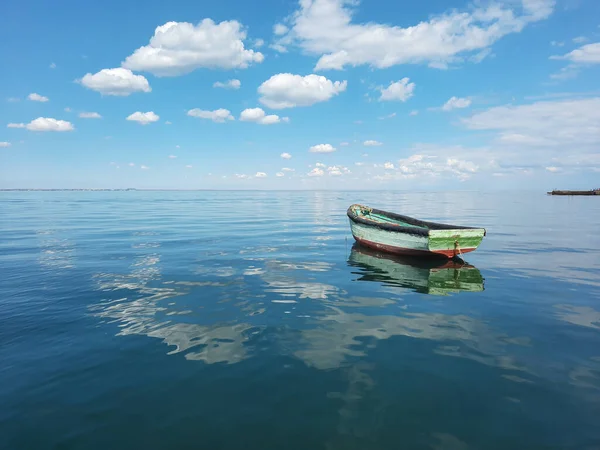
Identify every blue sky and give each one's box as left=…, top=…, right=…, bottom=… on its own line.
left=1, top=0, right=599, bottom=189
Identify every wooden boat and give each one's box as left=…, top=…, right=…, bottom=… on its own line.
left=547, top=189, right=600, bottom=196
left=347, top=204, right=486, bottom=258
left=348, top=244, right=484, bottom=295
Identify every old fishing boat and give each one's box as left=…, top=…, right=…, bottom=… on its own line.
left=348, top=244, right=484, bottom=295
left=347, top=204, right=486, bottom=258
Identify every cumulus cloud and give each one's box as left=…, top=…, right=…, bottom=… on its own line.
left=122, top=20, right=264, bottom=76
left=282, top=167, right=294, bottom=172
left=213, top=79, right=241, bottom=89
left=550, top=42, right=600, bottom=80
left=462, top=98, right=600, bottom=149
left=11, top=117, right=75, bottom=132
left=281, top=152, right=292, bottom=159
left=275, top=0, right=553, bottom=71
left=327, top=165, right=351, bottom=176
left=258, top=73, right=347, bottom=109
left=274, top=23, right=289, bottom=35
left=187, top=108, right=234, bottom=122
left=364, top=140, right=382, bottom=147
left=0, top=141, right=11, bottom=147
left=555, top=42, right=600, bottom=63
left=79, top=112, right=102, bottom=119
left=79, top=68, right=151, bottom=96
left=441, top=96, right=472, bottom=111
left=308, top=167, right=324, bottom=177
left=28, top=93, right=49, bottom=102
left=276, top=172, right=285, bottom=177
left=240, top=107, right=288, bottom=124
left=309, top=143, right=336, bottom=153
left=379, top=78, right=415, bottom=102
left=315, top=162, right=326, bottom=168
left=126, top=111, right=160, bottom=125
left=384, top=162, right=395, bottom=169
left=255, top=172, right=267, bottom=178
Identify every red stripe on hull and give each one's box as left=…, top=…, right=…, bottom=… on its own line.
left=353, top=236, right=476, bottom=259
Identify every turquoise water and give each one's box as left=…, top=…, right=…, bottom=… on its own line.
left=1, top=191, right=599, bottom=449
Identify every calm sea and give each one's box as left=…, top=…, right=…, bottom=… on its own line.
left=1, top=191, right=599, bottom=450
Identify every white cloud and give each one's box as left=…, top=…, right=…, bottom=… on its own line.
left=551, top=40, right=564, bottom=47
left=187, top=108, right=234, bottom=122
left=308, top=167, right=324, bottom=177
left=379, top=78, right=415, bottom=102
left=254, top=38, right=265, bottom=48
left=572, top=36, right=588, bottom=44
left=552, top=42, right=600, bottom=64
left=309, top=143, right=336, bottom=153
left=441, top=96, right=472, bottom=111
left=165, top=121, right=172, bottom=125
left=64, top=107, right=71, bottom=112
left=339, top=141, right=349, bottom=146
left=49, top=62, right=56, bottom=69
left=122, top=20, right=264, bottom=76
left=276, top=172, right=285, bottom=177
left=141, top=165, right=150, bottom=170
left=186, top=165, right=193, bottom=168
left=281, top=152, right=292, bottom=159
left=13, top=117, right=75, bottom=132
left=255, top=172, right=267, bottom=178
left=79, top=68, right=151, bottom=96
left=213, top=79, right=241, bottom=89
left=462, top=98, right=600, bottom=149
left=409, top=110, right=419, bottom=116
left=545, top=166, right=560, bottom=172
left=282, top=167, right=294, bottom=172
left=258, top=73, right=347, bottom=109
left=129, top=163, right=135, bottom=166
left=168, top=155, right=177, bottom=159
left=456, top=97, right=600, bottom=173
left=126, top=111, right=160, bottom=125
left=327, top=165, right=351, bottom=176
left=270, top=43, right=288, bottom=53
left=0, top=141, right=11, bottom=147
left=277, top=0, right=553, bottom=71
left=28, top=93, right=49, bottom=102
left=364, top=140, right=382, bottom=147
left=315, top=162, right=326, bottom=168
left=240, top=107, right=288, bottom=124
left=79, top=112, right=102, bottom=119
left=378, top=112, right=396, bottom=120
left=274, top=23, right=289, bottom=35
left=384, top=162, right=395, bottom=169
left=355, top=162, right=364, bottom=166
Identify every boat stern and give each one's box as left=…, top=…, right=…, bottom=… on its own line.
left=428, top=228, right=486, bottom=258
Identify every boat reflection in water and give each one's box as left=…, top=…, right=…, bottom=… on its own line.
left=348, top=243, right=485, bottom=295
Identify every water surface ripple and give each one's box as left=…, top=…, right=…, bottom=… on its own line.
left=1, top=191, right=599, bottom=449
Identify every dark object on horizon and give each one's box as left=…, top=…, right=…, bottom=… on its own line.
left=547, top=189, right=600, bottom=196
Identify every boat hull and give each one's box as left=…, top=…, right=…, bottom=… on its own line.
left=349, top=218, right=483, bottom=258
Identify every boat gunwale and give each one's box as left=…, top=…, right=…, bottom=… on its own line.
left=346, top=204, right=486, bottom=237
